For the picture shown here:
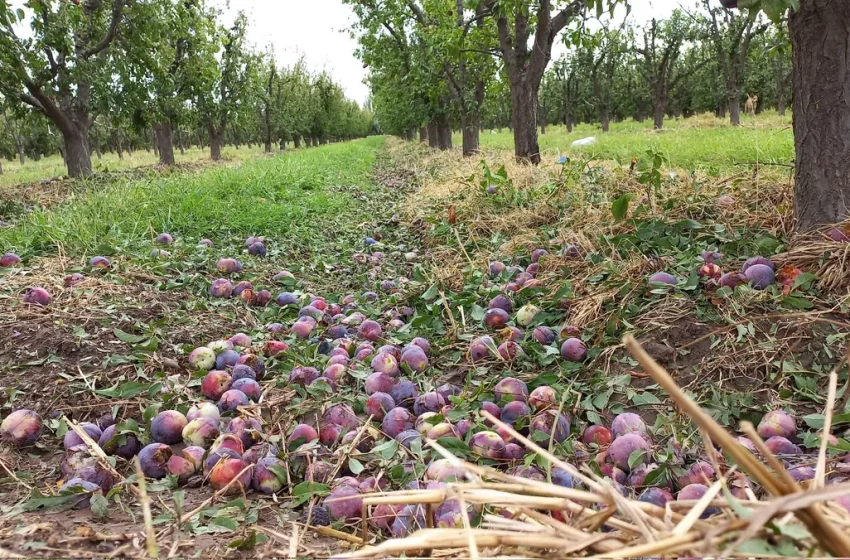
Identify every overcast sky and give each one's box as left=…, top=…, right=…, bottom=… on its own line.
left=217, top=0, right=683, bottom=105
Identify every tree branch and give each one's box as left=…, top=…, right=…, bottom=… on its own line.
left=82, top=0, right=127, bottom=59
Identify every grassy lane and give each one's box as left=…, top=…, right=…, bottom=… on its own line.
left=469, top=112, right=794, bottom=173
left=1, top=137, right=385, bottom=259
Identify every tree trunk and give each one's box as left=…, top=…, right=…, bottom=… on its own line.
left=209, top=127, right=223, bottom=161
left=95, top=143, right=102, bottom=161
left=790, top=0, right=850, bottom=231
left=419, top=127, right=428, bottom=143
left=117, top=141, right=124, bottom=160
left=717, top=101, right=727, bottom=119
left=510, top=78, right=540, bottom=164
left=0, top=158, right=3, bottom=175
left=652, top=86, right=668, bottom=130
left=427, top=122, right=439, bottom=148
left=729, top=94, right=742, bottom=126
left=154, top=121, right=176, bottom=166
left=601, top=105, right=611, bottom=133
left=265, top=139, right=272, bottom=153
left=280, top=140, right=286, bottom=151
left=294, top=135, right=301, bottom=149
left=566, top=114, right=573, bottom=133
left=540, top=112, right=547, bottom=135
left=437, top=115, right=452, bottom=150
left=152, top=127, right=159, bottom=157
left=63, top=125, right=93, bottom=178
left=460, top=114, right=479, bottom=157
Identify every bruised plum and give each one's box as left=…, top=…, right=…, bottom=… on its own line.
left=210, top=458, right=253, bottom=494
left=189, top=347, right=216, bottom=371
left=202, top=370, right=232, bottom=400
left=225, top=416, right=263, bottom=449
left=500, top=401, right=531, bottom=426
left=469, top=336, right=495, bottom=362
left=0, top=409, right=42, bottom=446
left=182, top=417, right=220, bottom=447
left=532, top=326, right=556, bottom=345
left=323, top=404, right=359, bottom=429
left=139, top=443, right=174, bottom=478
left=231, top=378, right=262, bottom=401
left=253, top=457, right=286, bottom=493
left=210, top=278, right=233, bottom=298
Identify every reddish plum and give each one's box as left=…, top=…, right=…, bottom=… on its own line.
left=582, top=425, right=614, bottom=446
left=765, top=436, right=802, bottom=455
left=0, top=253, right=21, bottom=267
left=400, top=346, right=429, bottom=372
left=62, top=422, right=102, bottom=450
left=325, top=486, right=363, bottom=521
left=225, top=416, right=263, bottom=449
left=210, top=458, right=253, bottom=494
left=358, top=320, right=382, bottom=341
left=484, top=308, right=510, bottom=329
left=370, top=353, right=399, bottom=376
left=231, top=378, right=262, bottom=401
left=202, top=370, right=232, bottom=400
left=323, top=403, right=359, bottom=429
left=489, top=294, right=513, bottom=313
left=413, top=392, right=446, bottom=416
left=530, top=410, right=570, bottom=443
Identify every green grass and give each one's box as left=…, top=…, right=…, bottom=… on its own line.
left=0, top=144, right=267, bottom=188
left=468, top=111, right=794, bottom=174
left=1, top=138, right=385, bottom=258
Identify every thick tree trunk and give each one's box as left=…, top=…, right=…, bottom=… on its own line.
left=419, top=127, right=428, bottom=143
left=566, top=114, right=573, bottom=133
left=427, top=122, right=439, bottom=148
left=209, top=127, right=223, bottom=161
left=729, top=94, right=742, bottom=126
left=294, top=135, right=301, bottom=149
left=601, top=105, right=611, bottom=133
left=265, top=139, right=272, bottom=153
left=280, top=140, right=286, bottom=151
left=790, top=0, right=850, bottom=231
left=510, top=78, right=540, bottom=164
left=460, top=114, right=479, bottom=157
left=63, top=126, right=92, bottom=178
left=777, top=91, right=787, bottom=116
left=652, top=89, right=668, bottom=130
left=437, top=115, right=452, bottom=150
left=717, top=101, right=727, bottom=119
left=154, top=121, right=176, bottom=166
left=116, top=141, right=124, bottom=160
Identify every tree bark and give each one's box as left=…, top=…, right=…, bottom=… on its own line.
left=117, top=141, right=123, bottom=160
left=154, top=120, right=176, bottom=166
left=419, top=127, right=428, bottom=143
left=209, top=126, right=223, bottom=161
left=437, top=115, right=452, bottom=150
left=728, top=93, right=741, bottom=126
left=17, top=142, right=24, bottom=165
left=294, top=135, right=301, bottom=149
left=790, top=0, right=850, bottom=231
left=0, top=158, right=3, bottom=175
left=601, top=105, right=611, bottom=133
left=63, top=126, right=92, bottom=178
left=427, top=122, right=439, bottom=148
left=510, top=78, right=540, bottom=163
left=460, top=114, right=479, bottom=157
left=280, top=140, right=286, bottom=151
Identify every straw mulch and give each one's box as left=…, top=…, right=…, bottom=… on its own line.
left=336, top=338, right=850, bottom=559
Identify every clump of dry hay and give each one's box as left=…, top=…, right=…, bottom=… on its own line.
left=337, top=339, right=850, bottom=560
left=775, top=225, right=850, bottom=294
